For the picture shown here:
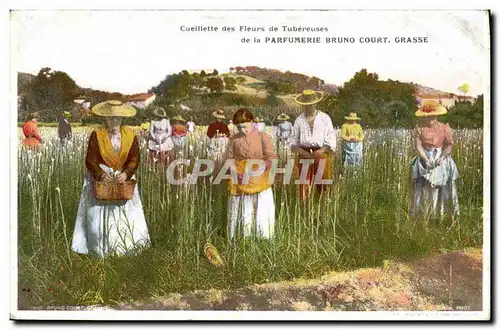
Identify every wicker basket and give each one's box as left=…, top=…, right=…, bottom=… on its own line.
left=92, top=180, right=136, bottom=201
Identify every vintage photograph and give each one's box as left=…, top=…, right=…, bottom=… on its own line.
left=10, top=9, right=490, bottom=320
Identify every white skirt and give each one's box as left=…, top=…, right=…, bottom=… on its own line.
left=227, top=187, right=275, bottom=239
left=71, top=171, right=151, bottom=257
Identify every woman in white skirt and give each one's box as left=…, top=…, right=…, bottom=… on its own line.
left=410, top=100, right=460, bottom=220
left=71, top=100, right=150, bottom=257
left=225, top=108, right=277, bottom=240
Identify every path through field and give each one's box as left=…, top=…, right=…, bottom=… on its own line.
left=36, top=248, right=483, bottom=312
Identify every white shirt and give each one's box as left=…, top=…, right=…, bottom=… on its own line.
left=187, top=121, right=195, bottom=132
left=276, top=121, right=293, bottom=140
left=289, top=110, right=336, bottom=151
left=110, top=131, right=121, bottom=152
left=148, top=119, right=174, bottom=151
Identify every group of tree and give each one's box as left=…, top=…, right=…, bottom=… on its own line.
left=230, top=65, right=324, bottom=92
left=317, top=69, right=483, bottom=128
left=18, top=67, right=79, bottom=121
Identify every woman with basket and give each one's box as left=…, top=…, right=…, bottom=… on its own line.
left=71, top=100, right=150, bottom=257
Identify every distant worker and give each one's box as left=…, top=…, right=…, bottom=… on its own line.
left=22, top=114, right=42, bottom=150
left=58, top=111, right=73, bottom=146
left=341, top=112, right=365, bottom=166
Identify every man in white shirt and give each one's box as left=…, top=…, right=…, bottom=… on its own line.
left=289, top=90, right=336, bottom=201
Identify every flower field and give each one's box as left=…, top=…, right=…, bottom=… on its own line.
left=16, top=125, right=483, bottom=308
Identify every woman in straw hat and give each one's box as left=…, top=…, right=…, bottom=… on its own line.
left=21, top=114, right=42, bottom=150
left=253, top=116, right=266, bottom=133
left=207, top=109, right=230, bottom=138
left=171, top=114, right=188, bottom=149
left=207, top=109, right=230, bottom=176
left=225, top=108, right=277, bottom=239
left=71, top=100, right=150, bottom=257
left=148, top=106, right=174, bottom=166
left=341, top=112, right=365, bottom=167
left=410, top=100, right=460, bottom=220
left=289, top=90, right=336, bottom=201
left=275, top=113, right=293, bottom=142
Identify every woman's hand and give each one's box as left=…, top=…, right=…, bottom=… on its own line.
left=115, top=172, right=128, bottom=183
left=299, top=149, right=314, bottom=159
left=312, top=149, right=324, bottom=159
left=101, top=172, right=113, bottom=182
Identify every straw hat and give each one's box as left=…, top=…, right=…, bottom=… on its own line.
left=276, top=113, right=290, bottom=121
left=212, top=109, right=226, bottom=119
left=91, top=100, right=136, bottom=117
left=172, top=115, right=186, bottom=122
left=294, top=90, right=324, bottom=106
left=63, top=111, right=71, bottom=118
left=415, top=100, right=448, bottom=117
left=152, top=106, right=168, bottom=118
left=345, top=112, right=361, bottom=120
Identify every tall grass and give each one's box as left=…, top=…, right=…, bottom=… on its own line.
left=17, top=126, right=483, bottom=308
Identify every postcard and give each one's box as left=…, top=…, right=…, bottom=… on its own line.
left=9, top=9, right=490, bottom=321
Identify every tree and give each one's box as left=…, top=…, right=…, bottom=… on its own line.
left=323, top=69, right=417, bottom=127
left=223, top=76, right=237, bottom=91
left=23, top=67, right=79, bottom=121
left=458, top=83, right=470, bottom=96
left=213, top=68, right=219, bottom=76
left=444, top=94, right=483, bottom=128
left=206, top=77, right=224, bottom=94
left=200, top=70, right=207, bottom=78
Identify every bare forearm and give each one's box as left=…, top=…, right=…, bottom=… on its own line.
left=440, top=144, right=453, bottom=158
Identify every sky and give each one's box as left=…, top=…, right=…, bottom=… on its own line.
left=10, top=10, right=490, bottom=96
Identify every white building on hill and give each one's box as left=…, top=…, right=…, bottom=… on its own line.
left=126, top=93, right=156, bottom=108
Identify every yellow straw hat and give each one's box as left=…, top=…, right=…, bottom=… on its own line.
left=172, top=115, right=186, bottom=122
left=294, top=90, right=324, bottom=106
left=204, top=243, right=225, bottom=267
left=415, top=100, right=448, bottom=117
left=345, top=112, right=361, bottom=120
left=91, top=100, right=136, bottom=117
left=276, top=113, right=290, bottom=121
left=152, top=106, right=168, bottom=118
left=212, top=109, right=226, bottom=119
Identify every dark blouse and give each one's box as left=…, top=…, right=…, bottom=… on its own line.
left=207, top=122, right=230, bottom=138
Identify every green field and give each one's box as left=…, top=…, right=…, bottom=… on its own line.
left=17, top=127, right=483, bottom=308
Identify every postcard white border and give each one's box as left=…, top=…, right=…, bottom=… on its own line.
left=4, top=1, right=493, bottom=323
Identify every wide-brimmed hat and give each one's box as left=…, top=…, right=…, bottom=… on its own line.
left=172, top=115, right=186, bottom=122
left=152, top=106, right=168, bottom=118
left=212, top=109, right=226, bottom=119
left=294, top=90, right=324, bottom=106
left=63, top=111, right=71, bottom=118
left=415, top=100, right=448, bottom=117
left=276, top=113, right=290, bottom=121
left=91, top=100, right=136, bottom=117
left=345, top=112, right=361, bottom=121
